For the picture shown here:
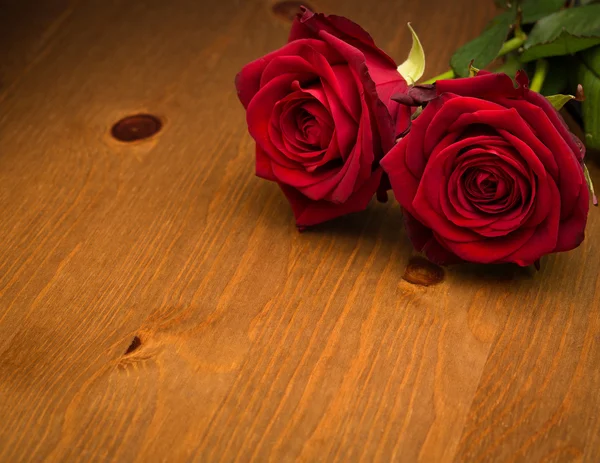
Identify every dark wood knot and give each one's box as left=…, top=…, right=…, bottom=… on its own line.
left=111, top=114, right=162, bottom=142
left=124, top=336, right=142, bottom=355
left=402, top=257, right=444, bottom=286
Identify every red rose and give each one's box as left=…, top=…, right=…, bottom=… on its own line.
left=381, top=71, right=589, bottom=266
left=236, top=7, right=411, bottom=227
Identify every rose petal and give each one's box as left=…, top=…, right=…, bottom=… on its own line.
left=435, top=73, right=519, bottom=100
left=318, top=30, right=396, bottom=154
left=439, top=225, right=537, bottom=264
left=554, top=180, right=589, bottom=252
left=501, top=97, right=585, bottom=222
left=256, top=145, right=276, bottom=181
left=403, top=209, right=463, bottom=265
left=289, top=7, right=397, bottom=69
left=236, top=38, right=334, bottom=108
left=423, top=97, right=507, bottom=154
left=280, top=168, right=382, bottom=227
left=380, top=136, right=420, bottom=214
left=503, top=179, right=561, bottom=265
left=376, top=79, right=412, bottom=138
left=524, top=90, right=584, bottom=161
left=259, top=54, right=316, bottom=89
left=247, top=74, right=304, bottom=169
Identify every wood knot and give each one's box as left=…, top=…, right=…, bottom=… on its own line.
left=111, top=114, right=162, bottom=142
left=402, top=257, right=444, bottom=286
left=271, top=1, right=311, bottom=22
left=124, top=336, right=142, bottom=355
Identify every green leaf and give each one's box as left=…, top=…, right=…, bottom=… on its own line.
left=521, top=4, right=600, bottom=62
left=521, top=0, right=565, bottom=24
left=578, top=45, right=600, bottom=150
left=450, top=10, right=517, bottom=77
left=493, top=53, right=527, bottom=76
left=397, top=23, right=425, bottom=85
left=545, top=94, right=575, bottom=109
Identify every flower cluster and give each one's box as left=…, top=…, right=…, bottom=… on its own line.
left=235, top=7, right=595, bottom=266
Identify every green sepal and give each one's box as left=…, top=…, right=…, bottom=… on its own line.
left=545, top=94, right=575, bottom=110
left=584, top=164, right=598, bottom=206
left=397, top=24, right=425, bottom=85
left=468, top=61, right=480, bottom=77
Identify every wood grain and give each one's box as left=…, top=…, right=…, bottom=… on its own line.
left=0, top=0, right=599, bottom=461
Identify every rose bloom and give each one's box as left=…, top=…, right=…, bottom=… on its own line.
left=236, top=7, right=411, bottom=227
left=381, top=71, right=590, bottom=266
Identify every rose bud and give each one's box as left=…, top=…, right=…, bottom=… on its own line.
left=236, top=7, right=411, bottom=228
left=381, top=71, right=590, bottom=266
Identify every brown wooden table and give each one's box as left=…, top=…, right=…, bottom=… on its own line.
left=1, top=0, right=599, bottom=461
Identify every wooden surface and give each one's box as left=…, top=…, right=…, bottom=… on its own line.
left=1, top=0, right=599, bottom=461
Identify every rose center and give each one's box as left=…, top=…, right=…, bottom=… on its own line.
left=268, top=85, right=340, bottom=173
left=475, top=172, right=504, bottom=197
left=296, top=109, right=322, bottom=147
left=275, top=93, right=334, bottom=157
left=462, top=166, right=515, bottom=212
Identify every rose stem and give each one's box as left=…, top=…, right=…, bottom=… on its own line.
left=420, top=33, right=527, bottom=84
left=529, top=59, right=549, bottom=93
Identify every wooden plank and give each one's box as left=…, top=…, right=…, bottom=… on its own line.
left=0, top=0, right=598, bottom=461
left=0, top=0, right=76, bottom=102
